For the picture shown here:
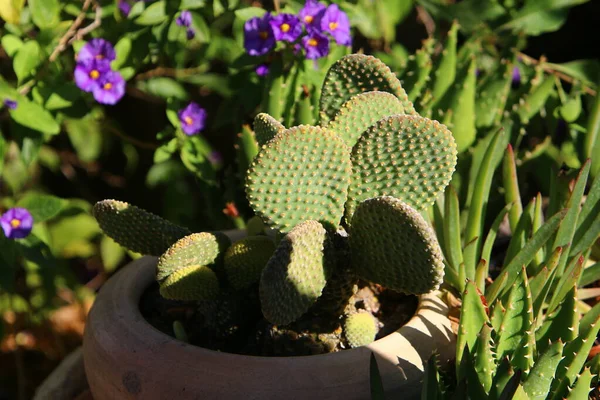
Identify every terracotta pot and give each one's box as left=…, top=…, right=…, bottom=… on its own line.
left=84, top=249, right=456, bottom=399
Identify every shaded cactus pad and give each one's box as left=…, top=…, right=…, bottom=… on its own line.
left=93, top=200, right=190, bottom=256
left=159, top=264, right=220, bottom=301
left=246, top=125, right=352, bottom=232
left=325, top=91, right=407, bottom=148
left=254, top=113, right=285, bottom=146
left=260, top=220, right=335, bottom=325
left=349, top=196, right=444, bottom=294
left=224, top=236, right=276, bottom=290
left=346, top=114, right=457, bottom=223
left=156, top=232, right=231, bottom=282
left=319, top=54, right=415, bottom=125
left=344, top=312, right=377, bottom=348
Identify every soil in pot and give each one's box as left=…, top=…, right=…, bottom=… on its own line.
left=140, top=281, right=418, bottom=357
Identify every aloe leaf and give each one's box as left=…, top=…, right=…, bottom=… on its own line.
left=566, top=368, right=594, bottom=400
left=444, top=185, right=464, bottom=282
left=473, top=323, right=497, bottom=393
left=585, top=75, right=600, bottom=177
left=536, top=287, right=578, bottom=354
left=431, top=21, right=459, bottom=105
left=517, top=76, right=556, bottom=124
left=504, top=197, right=535, bottom=267
left=532, top=268, right=558, bottom=326
left=546, top=254, right=584, bottom=315
left=457, top=280, right=490, bottom=380
left=490, top=299, right=505, bottom=333
left=480, top=203, right=512, bottom=271
left=476, top=61, right=513, bottom=128
left=571, top=173, right=600, bottom=255
left=522, top=341, right=564, bottom=400
left=489, top=357, right=515, bottom=400
left=475, top=259, right=489, bottom=293
left=503, top=144, right=523, bottom=233
left=421, top=354, right=443, bottom=400
left=580, top=260, right=600, bottom=288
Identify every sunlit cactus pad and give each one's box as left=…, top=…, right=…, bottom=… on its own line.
left=260, top=220, right=335, bottom=325
left=349, top=196, right=444, bottom=294
left=92, top=200, right=190, bottom=256
left=344, top=312, right=377, bottom=348
left=319, top=54, right=415, bottom=125
left=246, top=125, right=352, bottom=232
left=325, top=91, right=406, bottom=148
left=254, top=112, right=285, bottom=146
left=159, top=264, right=220, bottom=301
left=156, top=232, right=231, bottom=282
left=224, top=236, right=276, bottom=290
left=345, top=114, right=457, bottom=223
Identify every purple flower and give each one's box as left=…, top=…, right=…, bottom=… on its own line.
left=244, top=14, right=275, bottom=56
left=256, top=64, right=269, bottom=77
left=178, top=102, right=207, bottom=136
left=302, top=32, right=329, bottom=59
left=74, top=60, right=110, bottom=93
left=320, top=4, right=351, bottom=46
left=3, top=99, right=17, bottom=110
left=186, top=28, right=196, bottom=40
left=176, top=10, right=192, bottom=27
left=270, top=14, right=302, bottom=42
left=77, top=38, right=116, bottom=66
left=512, top=66, right=521, bottom=88
left=299, top=0, right=326, bottom=32
left=1, top=208, right=33, bottom=239
left=92, top=70, right=126, bottom=105
left=118, top=0, right=132, bottom=16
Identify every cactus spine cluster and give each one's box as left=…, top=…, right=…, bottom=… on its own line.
left=92, top=54, right=457, bottom=350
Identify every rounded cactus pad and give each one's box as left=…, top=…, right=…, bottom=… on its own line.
left=159, top=264, right=220, bottom=301
left=245, top=125, right=352, bottom=232
left=326, top=91, right=406, bottom=148
left=156, top=232, right=231, bottom=282
left=254, top=113, right=285, bottom=146
left=92, top=200, right=190, bottom=256
left=259, top=220, right=335, bottom=325
left=346, top=114, right=457, bottom=223
left=224, top=236, right=276, bottom=290
left=319, top=54, right=415, bottom=125
left=349, top=196, right=444, bottom=294
left=344, top=312, right=377, bottom=348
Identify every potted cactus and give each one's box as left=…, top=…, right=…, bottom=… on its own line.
left=83, top=54, right=458, bottom=399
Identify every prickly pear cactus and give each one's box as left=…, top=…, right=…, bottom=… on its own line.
left=159, top=264, right=220, bottom=301
left=344, top=312, right=378, bottom=348
left=224, top=236, right=275, bottom=290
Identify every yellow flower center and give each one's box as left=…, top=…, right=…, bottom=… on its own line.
left=281, top=23, right=290, bottom=33
left=96, top=54, right=104, bottom=60
left=90, top=70, right=100, bottom=79
left=10, top=219, right=21, bottom=228
left=259, top=31, right=268, bottom=40
left=329, top=22, right=338, bottom=31
left=103, top=82, right=113, bottom=90
left=184, top=116, right=193, bottom=126
left=308, top=38, right=318, bottom=47
left=304, top=15, right=314, bottom=24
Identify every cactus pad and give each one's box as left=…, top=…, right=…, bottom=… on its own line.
left=246, top=125, right=352, bottom=232
left=254, top=113, right=285, bottom=146
left=224, top=236, right=276, bottom=290
left=344, top=312, right=377, bottom=348
left=156, top=232, right=231, bottom=282
left=346, top=114, right=457, bottom=222
left=93, top=200, right=190, bottom=256
left=349, top=196, right=444, bottom=294
left=319, top=54, right=415, bottom=125
left=325, top=91, right=406, bottom=148
left=159, top=264, right=220, bottom=301
left=260, top=220, right=335, bottom=325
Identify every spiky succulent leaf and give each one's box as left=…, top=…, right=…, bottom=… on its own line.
left=522, top=341, right=564, bottom=400
left=490, top=300, right=505, bottom=333
left=346, top=114, right=457, bottom=223
left=457, top=281, right=490, bottom=380
left=490, top=357, right=515, bottom=400
left=325, top=91, right=405, bottom=148
left=344, top=312, right=377, bottom=348
left=422, top=354, right=445, bottom=400
left=566, top=368, right=594, bottom=400
left=476, top=61, right=514, bottom=128
left=224, top=236, right=275, bottom=290
left=546, top=254, right=584, bottom=315
left=254, top=112, right=285, bottom=146
left=473, top=323, right=497, bottom=393
left=536, top=287, right=578, bottom=353
left=93, top=200, right=190, bottom=256
left=259, top=220, right=334, bottom=325
left=159, top=264, right=220, bottom=301
left=349, top=196, right=444, bottom=294
left=156, top=232, right=231, bottom=282
left=246, top=125, right=352, bottom=232
left=319, top=54, right=415, bottom=125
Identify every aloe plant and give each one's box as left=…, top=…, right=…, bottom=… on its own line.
left=92, top=54, right=457, bottom=349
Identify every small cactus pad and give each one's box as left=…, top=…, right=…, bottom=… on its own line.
left=344, top=312, right=377, bottom=348
left=156, top=232, right=231, bottom=282
left=325, top=91, right=406, bottom=148
left=93, top=200, right=190, bottom=256
left=319, top=54, right=415, bottom=125
left=224, top=236, right=276, bottom=290
left=345, top=114, right=457, bottom=222
left=349, top=196, right=444, bottom=294
left=254, top=113, right=286, bottom=146
left=246, top=125, right=352, bottom=232
left=159, top=264, right=220, bottom=301
left=260, top=220, right=335, bottom=325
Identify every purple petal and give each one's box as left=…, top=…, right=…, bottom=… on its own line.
left=93, top=70, right=126, bottom=105
left=321, top=4, right=352, bottom=46
left=178, top=102, right=207, bottom=135
left=270, top=14, right=302, bottom=42
left=244, top=14, right=275, bottom=56
left=78, top=38, right=116, bottom=64
left=3, top=99, right=17, bottom=110
left=0, top=207, right=33, bottom=239
left=302, top=32, right=330, bottom=59
left=74, top=61, right=107, bottom=92
left=176, top=10, right=192, bottom=27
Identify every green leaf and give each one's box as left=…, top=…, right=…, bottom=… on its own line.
left=9, top=98, right=60, bottom=135
left=566, top=368, right=594, bottom=400
left=29, top=0, right=60, bottom=29
left=0, top=0, right=25, bottom=24
left=517, top=76, right=556, bottom=123
left=473, top=323, right=497, bottom=393
left=522, top=341, right=564, bottom=400
left=138, top=77, right=188, bottom=100
left=13, top=40, right=43, bottom=83
left=457, top=280, right=489, bottom=380
left=16, top=193, right=68, bottom=223
left=536, top=287, right=578, bottom=352
left=545, top=59, right=600, bottom=89
left=501, top=0, right=589, bottom=36
left=1, top=34, right=23, bottom=57
left=580, top=261, right=600, bottom=287
left=572, top=173, right=600, bottom=254
left=443, top=185, right=463, bottom=283
left=233, top=6, right=265, bottom=21
left=135, top=1, right=167, bottom=25
left=100, top=236, right=126, bottom=273
left=503, top=144, right=523, bottom=233
left=64, top=113, right=102, bottom=162
left=112, top=37, right=132, bottom=70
